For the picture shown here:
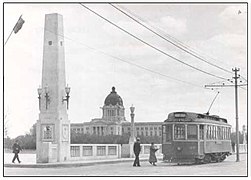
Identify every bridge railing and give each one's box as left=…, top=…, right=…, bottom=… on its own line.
left=70, top=144, right=121, bottom=161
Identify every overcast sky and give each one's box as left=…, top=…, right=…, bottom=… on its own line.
left=3, top=3, right=248, bottom=138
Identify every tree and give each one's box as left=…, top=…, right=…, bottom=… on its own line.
left=4, top=113, right=9, bottom=138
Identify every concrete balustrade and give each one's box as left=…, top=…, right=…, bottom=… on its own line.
left=69, top=144, right=162, bottom=161
left=69, top=144, right=121, bottom=161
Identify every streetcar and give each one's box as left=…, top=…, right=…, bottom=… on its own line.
left=162, top=112, right=232, bottom=164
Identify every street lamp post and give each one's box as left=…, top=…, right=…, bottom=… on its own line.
left=37, top=86, right=42, bottom=111
left=130, top=105, right=135, bottom=141
left=129, top=105, right=136, bottom=158
left=44, top=85, right=50, bottom=110
left=62, top=84, right=71, bottom=110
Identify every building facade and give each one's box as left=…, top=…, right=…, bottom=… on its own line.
left=71, top=87, right=162, bottom=137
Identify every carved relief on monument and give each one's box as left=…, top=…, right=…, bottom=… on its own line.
left=42, top=124, right=54, bottom=141
left=62, top=124, right=69, bottom=141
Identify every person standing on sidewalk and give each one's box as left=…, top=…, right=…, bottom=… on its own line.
left=12, top=140, right=22, bottom=163
left=133, top=137, right=141, bottom=167
left=149, top=142, right=159, bottom=166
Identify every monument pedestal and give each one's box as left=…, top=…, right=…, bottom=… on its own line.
left=36, top=13, right=70, bottom=163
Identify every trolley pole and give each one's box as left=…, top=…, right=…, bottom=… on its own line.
left=204, top=67, right=246, bottom=162
left=233, top=67, right=240, bottom=162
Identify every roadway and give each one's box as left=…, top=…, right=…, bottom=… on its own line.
left=4, top=153, right=247, bottom=176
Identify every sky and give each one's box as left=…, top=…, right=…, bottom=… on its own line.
left=2, top=2, right=248, bottom=138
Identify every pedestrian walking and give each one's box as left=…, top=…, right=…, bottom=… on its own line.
left=231, top=141, right=236, bottom=153
left=133, top=137, right=141, bottom=167
left=149, top=142, right=158, bottom=166
left=12, top=140, right=22, bottom=163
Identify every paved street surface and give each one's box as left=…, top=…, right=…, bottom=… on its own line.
left=4, top=154, right=247, bottom=176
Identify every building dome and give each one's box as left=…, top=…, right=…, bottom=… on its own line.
left=104, top=87, right=123, bottom=106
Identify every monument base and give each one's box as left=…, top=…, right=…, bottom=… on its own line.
left=36, top=142, right=58, bottom=163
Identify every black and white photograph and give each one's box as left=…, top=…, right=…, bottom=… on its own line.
left=2, top=1, right=248, bottom=177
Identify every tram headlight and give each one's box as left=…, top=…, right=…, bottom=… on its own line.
left=177, top=146, right=182, bottom=151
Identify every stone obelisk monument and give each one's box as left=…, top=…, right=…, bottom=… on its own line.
left=36, top=13, right=70, bottom=163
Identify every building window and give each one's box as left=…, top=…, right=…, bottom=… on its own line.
left=141, top=132, right=144, bottom=136
left=150, top=127, right=153, bottom=130
left=141, top=127, right=144, bottom=130
left=150, top=131, right=153, bottom=136
left=145, top=131, right=148, bottom=136
left=48, top=41, right=52, bottom=45
left=136, top=127, right=139, bottom=130
left=154, top=127, right=157, bottom=130
left=145, top=127, right=148, bottom=130
left=60, top=41, right=63, bottom=46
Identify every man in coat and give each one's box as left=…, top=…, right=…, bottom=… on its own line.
left=133, top=137, right=141, bottom=167
left=12, top=140, right=22, bottom=163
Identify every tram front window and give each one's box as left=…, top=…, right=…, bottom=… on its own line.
left=187, top=125, right=197, bottom=140
left=174, top=125, right=185, bottom=140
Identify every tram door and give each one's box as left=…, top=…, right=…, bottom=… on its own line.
left=162, top=124, right=173, bottom=157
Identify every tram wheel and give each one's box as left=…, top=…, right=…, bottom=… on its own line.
left=203, top=154, right=212, bottom=163
left=195, top=158, right=202, bottom=164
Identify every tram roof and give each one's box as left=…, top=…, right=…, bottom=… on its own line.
left=165, top=112, right=228, bottom=124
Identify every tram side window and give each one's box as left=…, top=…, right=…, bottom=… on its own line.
left=222, top=127, right=226, bottom=139
left=226, top=127, right=229, bottom=140
left=174, top=125, right=185, bottom=140
left=207, top=125, right=212, bottom=140
left=213, top=126, right=216, bottom=139
left=208, top=126, right=212, bottom=139
left=187, top=125, right=197, bottom=140
left=218, top=126, right=223, bottom=140
left=206, top=126, right=209, bottom=139
left=199, top=125, right=204, bottom=140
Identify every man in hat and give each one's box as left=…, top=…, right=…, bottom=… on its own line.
left=12, top=140, right=22, bottom=163
left=133, top=137, right=141, bottom=167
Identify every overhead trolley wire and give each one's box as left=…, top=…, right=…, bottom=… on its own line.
left=112, top=4, right=248, bottom=83
left=110, top=3, right=234, bottom=75
left=79, top=3, right=230, bottom=81
left=116, top=5, right=232, bottom=71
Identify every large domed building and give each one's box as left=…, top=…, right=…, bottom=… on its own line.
left=102, top=87, right=126, bottom=122
left=71, top=87, right=162, bottom=137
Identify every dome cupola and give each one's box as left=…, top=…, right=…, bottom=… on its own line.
left=104, top=87, right=123, bottom=106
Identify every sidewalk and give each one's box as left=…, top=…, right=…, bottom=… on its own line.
left=4, top=153, right=162, bottom=168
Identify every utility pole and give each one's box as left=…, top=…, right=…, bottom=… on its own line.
left=232, top=67, right=240, bottom=162
left=205, top=67, right=245, bottom=162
